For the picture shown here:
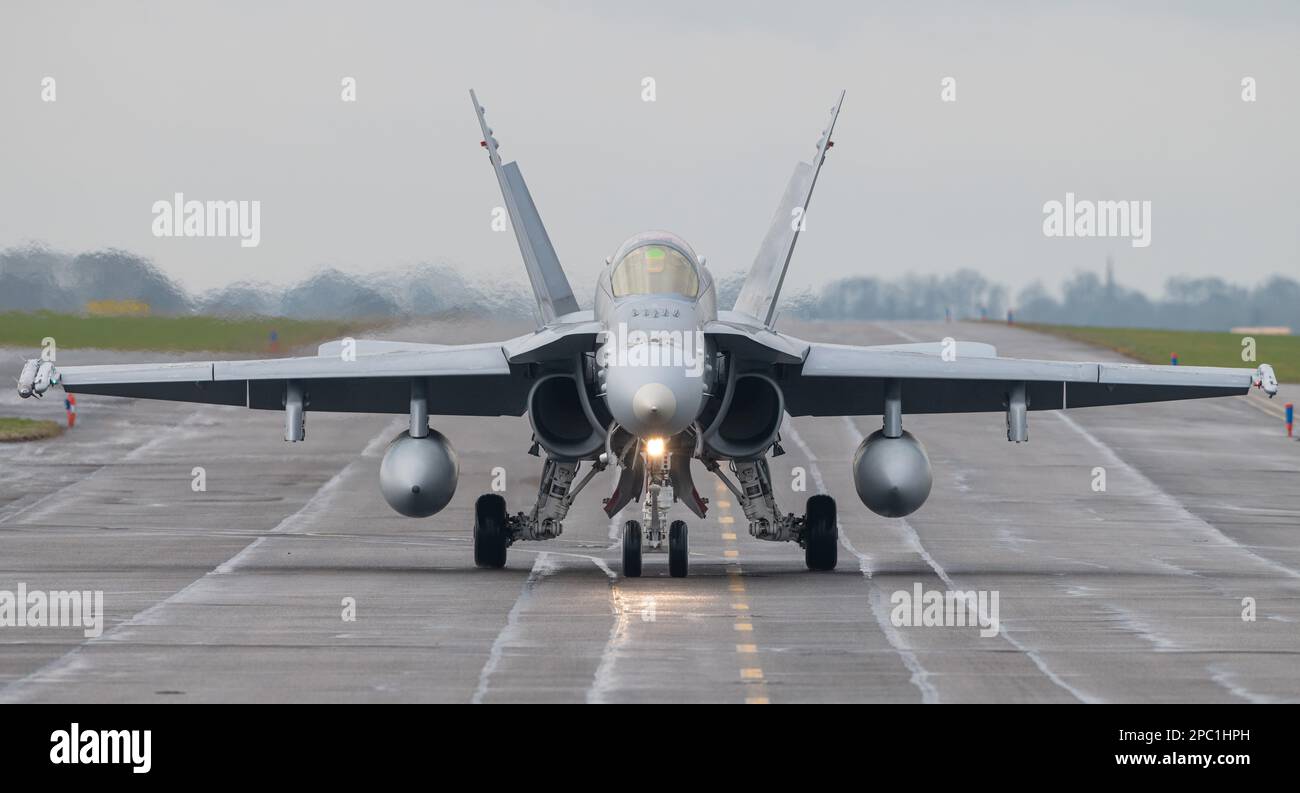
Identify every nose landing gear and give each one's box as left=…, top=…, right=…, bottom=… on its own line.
left=668, top=520, right=689, bottom=578
left=622, top=520, right=643, bottom=577
left=620, top=518, right=690, bottom=579
left=621, top=438, right=693, bottom=577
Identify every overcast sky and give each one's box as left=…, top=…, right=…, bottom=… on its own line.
left=2, top=0, right=1297, bottom=299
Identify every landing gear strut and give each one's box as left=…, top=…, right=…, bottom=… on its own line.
left=472, top=453, right=609, bottom=568
left=705, top=454, right=839, bottom=572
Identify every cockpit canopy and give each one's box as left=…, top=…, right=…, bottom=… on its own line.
left=610, top=240, right=700, bottom=299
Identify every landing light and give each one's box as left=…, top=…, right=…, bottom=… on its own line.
left=645, top=437, right=666, bottom=458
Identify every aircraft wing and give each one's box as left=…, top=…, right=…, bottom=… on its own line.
left=23, top=342, right=532, bottom=417
left=782, top=340, right=1277, bottom=416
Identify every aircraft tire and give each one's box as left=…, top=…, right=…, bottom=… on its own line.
left=669, top=520, right=689, bottom=578
left=622, top=520, right=643, bottom=578
left=473, top=493, right=509, bottom=568
left=804, top=494, right=838, bottom=571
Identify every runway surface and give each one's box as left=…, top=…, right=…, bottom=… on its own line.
left=0, top=319, right=1296, bottom=703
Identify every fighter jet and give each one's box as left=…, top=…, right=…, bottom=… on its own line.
left=17, top=90, right=1280, bottom=577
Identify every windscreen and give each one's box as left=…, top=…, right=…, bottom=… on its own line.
left=610, top=244, right=699, bottom=298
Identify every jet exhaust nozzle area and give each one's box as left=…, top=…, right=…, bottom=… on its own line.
left=380, top=429, right=459, bottom=517
left=699, top=373, right=783, bottom=460
left=852, top=429, right=933, bottom=518
left=528, top=374, right=608, bottom=459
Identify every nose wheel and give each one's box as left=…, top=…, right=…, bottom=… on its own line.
left=668, top=520, right=689, bottom=578
left=622, top=520, right=643, bottom=577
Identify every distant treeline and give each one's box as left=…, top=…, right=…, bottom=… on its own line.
left=0, top=245, right=534, bottom=320
left=2, top=244, right=1295, bottom=331
left=730, top=269, right=1300, bottom=332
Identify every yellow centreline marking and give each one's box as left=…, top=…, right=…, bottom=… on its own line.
left=718, top=499, right=765, bottom=703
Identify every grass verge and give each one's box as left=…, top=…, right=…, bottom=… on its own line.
left=0, top=311, right=376, bottom=353
left=0, top=417, right=65, bottom=442
left=1019, top=323, right=1297, bottom=382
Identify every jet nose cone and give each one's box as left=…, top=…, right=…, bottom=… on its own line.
left=632, top=382, right=677, bottom=428
left=603, top=357, right=705, bottom=439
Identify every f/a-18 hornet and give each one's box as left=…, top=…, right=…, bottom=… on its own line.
left=18, top=90, right=1280, bottom=578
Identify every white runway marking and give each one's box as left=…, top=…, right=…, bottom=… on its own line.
left=782, top=420, right=939, bottom=703
left=838, top=531, right=940, bottom=703
left=1052, top=410, right=1300, bottom=702
left=586, top=541, right=629, bottom=704
left=873, top=322, right=922, bottom=343
left=362, top=419, right=405, bottom=457
left=796, top=415, right=1100, bottom=704
left=2, top=407, right=213, bottom=525
left=122, top=408, right=213, bottom=461
left=1208, top=666, right=1288, bottom=704
left=212, top=462, right=362, bottom=575
left=837, top=415, right=1102, bottom=704
left=0, top=419, right=399, bottom=703
left=1054, top=411, right=1300, bottom=581
left=585, top=512, right=629, bottom=703
left=471, top=552, right=561, bottom=704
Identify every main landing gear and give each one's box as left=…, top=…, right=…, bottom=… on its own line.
left=473, top=437, right=832, bottom=577
left=474, top=493, right=509, bottom=568
left=473, top=453, right=608, bottom=569
left=705, top=455, right=839, bottom=572
left=803, top=494, right=837, bottom=572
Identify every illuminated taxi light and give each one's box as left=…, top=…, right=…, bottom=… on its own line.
left=645, top=437, right=666, bottom=457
